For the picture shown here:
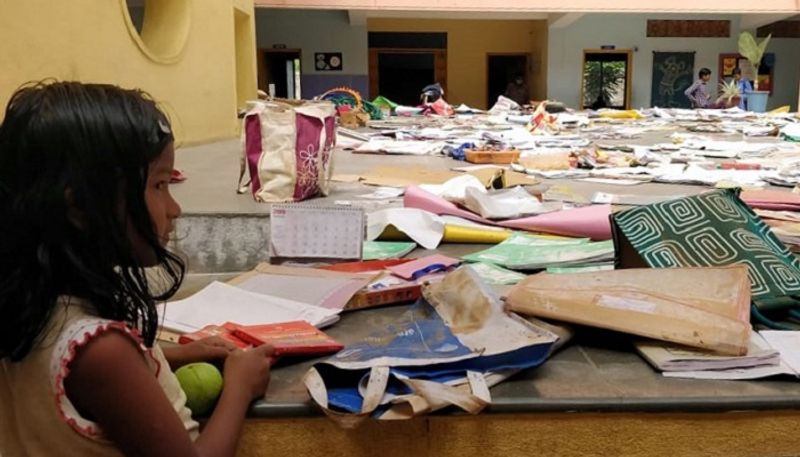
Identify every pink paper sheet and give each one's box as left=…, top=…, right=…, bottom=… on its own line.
left=404, top=185, right=489, bottom=224
left=741, top=190, right=800, bottom=212
left=404, top=186, right=612, bottom=240
left=500, top=204, right=613, bottom=240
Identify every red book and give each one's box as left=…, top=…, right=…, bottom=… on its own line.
left=178, top=322, right=251, bottom=349
left=232, top=321, right=344, bottom=357
left=319, top=258, right=412, bottom=273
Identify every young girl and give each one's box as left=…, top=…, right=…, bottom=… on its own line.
left=0, top=81, right=273, bottom=457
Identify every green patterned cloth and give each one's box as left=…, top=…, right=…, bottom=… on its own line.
left=612, top=189, right=800, bottom=308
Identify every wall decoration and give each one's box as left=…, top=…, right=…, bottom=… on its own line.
left=651, top=51, right=695, bottom=108
left=721, top=56, right=738, bottom=78
left=647, top=20, right=730, bottom=38
left=757, top=20, right=800, bottom=38
left=315, top=52, right=343, bottom=71
left=717, top=53, right=775, bottom=95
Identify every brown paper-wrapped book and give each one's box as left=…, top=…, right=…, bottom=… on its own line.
left=464, top=149, right=520, bottom=164
left=505, top=266, right=752, bottom=356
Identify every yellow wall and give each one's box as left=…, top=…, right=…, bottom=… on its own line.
left=368, top=18, right=548, bottom=109
left=0, top=0, right=257, bottom=145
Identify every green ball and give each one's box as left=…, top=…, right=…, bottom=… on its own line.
left=175, top=362, right=224, bottom=416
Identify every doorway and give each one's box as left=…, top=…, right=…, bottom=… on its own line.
left=369, top=49, right=447, bottom=106
left=258, top=49, right=302, bottom=99
left=580, top=50, right=633, bottom=110
left=368, top=31, right=448, bottom=104
left=487, top=54, right=529, bottom=108
left=378, top=52, right=433, bottom=106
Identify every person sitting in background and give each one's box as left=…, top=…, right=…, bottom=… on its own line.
left=733, top=67, right=753, bottom=110
left=590, top=94, right=608, bottom=110
left=684, top=68, right=712, bottom=108
left=504, top=74, right=530, bottom=107
left=420, top=83, right=444, bottom=105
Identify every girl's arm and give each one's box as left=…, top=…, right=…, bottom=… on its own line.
left=65, top=331, right=272, bottom=457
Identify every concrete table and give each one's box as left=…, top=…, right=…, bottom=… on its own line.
left=169, top=138, right=800, bottom=456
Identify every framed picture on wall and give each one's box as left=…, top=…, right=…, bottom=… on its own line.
left=721, top=55, right=738, bottom=78
left=315, top=53, right=343, bottom=72
left=718, top=53, right=775, bottom=95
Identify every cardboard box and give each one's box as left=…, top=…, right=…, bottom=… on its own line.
left=464, top=149, right=520, bottom=164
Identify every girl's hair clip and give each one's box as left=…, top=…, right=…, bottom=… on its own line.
left=157, top=119, right=171, bottom=135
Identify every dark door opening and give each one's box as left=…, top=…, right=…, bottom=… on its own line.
left=258, top=49, right=302, bottom=99
left=368, top=32, right=448, bottom=103
left=581, top=50, right=633, bottom=110
left=377, top=52, right=435, bottom=106
left=487, top=54, right=529, bottom=108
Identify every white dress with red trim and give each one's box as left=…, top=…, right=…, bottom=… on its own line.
left=0, top=297, right=198, bottom=456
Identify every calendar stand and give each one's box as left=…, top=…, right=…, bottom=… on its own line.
left=269, top=204, right=365, bottom=264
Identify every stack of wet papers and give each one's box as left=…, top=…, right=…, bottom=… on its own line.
left=638, top=331, right=800, bottom=380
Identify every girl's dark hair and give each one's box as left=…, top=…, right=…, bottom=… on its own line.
left=699, top=68, right=712, bottom=78
left=0, top=81, right=185, bottom=360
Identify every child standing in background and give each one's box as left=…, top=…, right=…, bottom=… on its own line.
left=684, top=67, right=712, bottom=108
left=733, top=67, right=753, bottom=110
left=0, top=81, right=273, bottom=457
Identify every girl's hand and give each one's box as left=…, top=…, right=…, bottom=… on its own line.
left=162, top=336, right=238, bottom=369
left=223, top=344, right=274, bottom=401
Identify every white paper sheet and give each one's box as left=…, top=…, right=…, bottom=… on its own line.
left=654, top=164, right=768, bottom=187
left=580, top=178, right=647, bottom=186
left=450, top=164, right=503, bottom=173
left=366, top=208, right=445, bottom=250
left=760, top=331, right=800, bottom=375
left=159, top=281, right=339, bottom=333
left=455, top=104, right=482, bottom=114
left=395, top=106, right=424, bottom=116
left=463, top=186, right=555, bottom=220
left=355, top=138, right=445, bottom=155
left=488, top=95, right=521, bottom=114
left=357, top=187, right=406, bottom=200
left=591, top=192, right=686, bottom=206
left=419, top=174, right=486, bottom=204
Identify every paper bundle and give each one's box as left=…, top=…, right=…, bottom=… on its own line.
left=506, top=266, right=752, bottom=355
left=634, top=331, right=779, bottom=372
left=657, top=331, right=800, bottom=380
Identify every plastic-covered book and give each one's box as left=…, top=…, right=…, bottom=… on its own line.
left=232, top=321, right=343, bottom=357
left=178, top=322, right=250, bottom=349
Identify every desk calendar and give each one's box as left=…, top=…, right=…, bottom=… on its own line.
left=269, top=204, right=364, bottom=260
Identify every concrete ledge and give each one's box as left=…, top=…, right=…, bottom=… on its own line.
left=173, top=213, right=270, bottom=273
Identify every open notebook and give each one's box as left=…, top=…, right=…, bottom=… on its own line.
left=158, top=281, right=340, bottom=333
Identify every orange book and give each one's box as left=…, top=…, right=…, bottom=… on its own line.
left=232, top=321, right=343, bottom=357
left=178, top=322, right=251, bottom=349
